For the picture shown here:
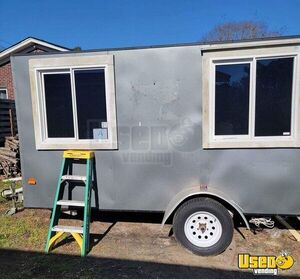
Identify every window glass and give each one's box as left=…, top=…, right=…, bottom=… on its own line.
left=255, top=58, right=294, bottom=137
left=215, top=63, right=250, bottom=135
left=44, top=73, right=74, bottom=138
left=0, top=89, right=7, bottom=99
left=74, top=69, right=107, bottom=139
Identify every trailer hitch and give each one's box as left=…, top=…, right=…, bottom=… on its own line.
left=1, top=178, right=23, bottom=215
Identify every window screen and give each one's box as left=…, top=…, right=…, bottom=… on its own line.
left=215, top=63, right=250, bottom=135
left=255, top=58, right=294, bottom=137
left=74, top=69, right=107, bottom=139
left=44, top=73, right=74, bottom=138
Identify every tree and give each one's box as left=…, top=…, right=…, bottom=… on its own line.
left=201, top=21, right=282, bottom=42
left=72, top=46, right=82, bottom=51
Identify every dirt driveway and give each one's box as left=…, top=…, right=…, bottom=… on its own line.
left=1, top=205, right=300, bottom=278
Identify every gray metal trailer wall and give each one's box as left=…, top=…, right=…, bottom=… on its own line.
left=11, top=45, right=300, bottom=215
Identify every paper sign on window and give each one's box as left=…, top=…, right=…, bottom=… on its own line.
left=93, top=128, right=108, bottom=139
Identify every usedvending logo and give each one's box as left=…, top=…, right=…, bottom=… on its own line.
left=238, top=252, right=294, bottom=275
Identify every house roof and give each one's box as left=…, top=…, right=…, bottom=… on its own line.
left=0, top=37, right=69, bottom=62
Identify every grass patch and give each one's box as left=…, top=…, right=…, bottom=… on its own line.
left=0, top=210, right=47, bottom=249
left=0, top=180, right=10, bottom=203
left=0, top=180, right=98, bottom=278
left=0, top=179, right=46, bottom=250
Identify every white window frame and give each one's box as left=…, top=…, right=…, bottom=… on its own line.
left=202, top=46, right=300, bottom=149
left=211, top=59, right=253, bottom=142
left=29, top=54, right=118, bottom=150
left=0, top=88, right=8, bottom=99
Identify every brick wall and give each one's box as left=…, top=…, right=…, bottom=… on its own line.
left=0, top=62, right=14, bottom=99
left=0, top=48, right=50, bottom=100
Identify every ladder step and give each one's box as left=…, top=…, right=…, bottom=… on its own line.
left=61, top=175, right=86, bottom=181
left=52, top=225, right=83, bottom=234
left=57, top=200, right=85, bottom=207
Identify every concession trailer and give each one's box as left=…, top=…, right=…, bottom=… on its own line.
left=11, top=35, right=300, bottom=255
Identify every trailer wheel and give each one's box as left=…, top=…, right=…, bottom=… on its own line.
left=173, top=197, right=233, bottom=256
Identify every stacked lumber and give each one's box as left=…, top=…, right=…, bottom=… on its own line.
left=0, top=136, right=20, bottom=178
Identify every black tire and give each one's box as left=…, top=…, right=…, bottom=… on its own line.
left=173, top=197, right=234, bottom=256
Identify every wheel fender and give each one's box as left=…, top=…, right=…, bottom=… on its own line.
left=161, top=186, right=250, bottom=230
